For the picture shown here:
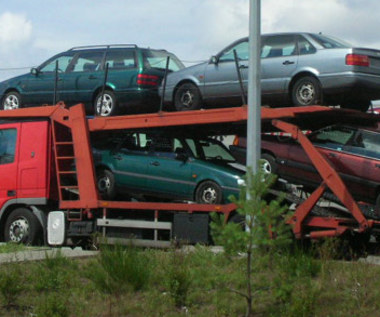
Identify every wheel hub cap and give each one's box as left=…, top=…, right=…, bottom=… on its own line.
left=297, top=83, right=314, bottom=104
left=180, top=90, right=194, bottom=107
left=262, top=160, right=271, bottom=174
left=9, top=218, right=29, bottom=243
left=98, top=176, right=110, bottom=192
left=4, top=95, right=19, bottom=110
left=96, top=94, right=113, bottom=116
left=202, top=187, right=217, bottom=204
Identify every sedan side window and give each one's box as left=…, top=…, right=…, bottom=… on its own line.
left=40, top=55, right=74, bottom=73
left=297, top=36, right=317, bottom=55
left=261, top=35, right=296, bottom=58
left=219, top=41, right=249, bottom=62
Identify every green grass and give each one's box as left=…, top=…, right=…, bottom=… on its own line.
left=0, top=245, right=378, bottom=316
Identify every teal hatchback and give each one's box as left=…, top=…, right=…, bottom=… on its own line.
left=0, top=45, right=184, bottom=116
left=92, top=132, right=245, bottom=203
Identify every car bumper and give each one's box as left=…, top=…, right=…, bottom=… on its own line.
left=320, top=72, right=380, bottom=99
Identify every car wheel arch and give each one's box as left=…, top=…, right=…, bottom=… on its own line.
left=92, top=86, right=115, bottom=105
left=288, top=71, right=321, bottom=95
left=173, top=79, right=202, bottom=102
left=1, top=88, right=21, bottom=102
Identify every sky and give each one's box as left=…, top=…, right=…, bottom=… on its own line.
left=0, top=0, right=380, bottom=81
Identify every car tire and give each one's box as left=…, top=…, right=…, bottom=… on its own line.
left=174, top=83, right=202, bottom=111
left=261, top=153, right=277, bottom=174
left=291, top=76, right=322, bottom=106
left=94, top=90, right=118, bottom=117
left=4, top=208, right=42, bottom=245
left=1, top=91, right=22, bottom=110
left=97, top=169, right=116, bottom=200
left=195, top=181, right=223, bottom=204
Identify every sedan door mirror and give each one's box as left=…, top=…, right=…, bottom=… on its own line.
left=30, top=68, right=39, bottom=76
left=209, top=56, right=219, bottom=64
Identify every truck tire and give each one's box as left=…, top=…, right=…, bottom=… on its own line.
left=94, top=90, right=118, bottom=117
left=4, top=208, right=42, bottom=245
left=97, top=169, right=116, bottom=200
left=1, top=91, right=21, bottom=110
left=174, top=83, right=202, bottom=111
left=195, top=181, right=222, bottom=204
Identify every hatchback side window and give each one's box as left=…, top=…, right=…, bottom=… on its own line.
left=219, top=41, right=249, bottom=62
left=297, top=36, right=316, bottom=55
left=70, top=51, right=104, bottom=72
left=106, top=50, right=136, bottom=70
left=40, top=55, right=74, bottom=72
left=261, top=35, right=296, bottom=58
left=0, top=129, right=17, bottom=164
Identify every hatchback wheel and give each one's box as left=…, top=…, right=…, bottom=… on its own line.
left=174, top=83, right=202, bottom=111
left=261, top=153, right=277, bottom=175
left=292, top=76, right=321, bottom=106
left=95, top=90, right=118, bottom=117
left=2, top=91, right=21, bottom=110
left=195, top=181, right=222, bottom=204
left=97, top=169, right=116, bottom=200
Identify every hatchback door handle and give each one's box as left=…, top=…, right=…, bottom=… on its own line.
left=150, top=161, right=160, bottom=166
left=88, top=75, right=97, bottom=80
left=283, top=60, right=295, bottom=65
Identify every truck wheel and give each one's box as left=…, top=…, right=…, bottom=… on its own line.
left=97, top=169, right=116, bottom=200
left=174, top=83, right=202, bottom=111
left=94, top=90, right=118, bottom=117
left=261, top=153, right=277, bottom=174
left=195, top=181, right=222, bottom=204
left=1, top=91, right=21, bottom=110
left=291, top=76, right=321, bottom=106
left=4, top=208, right=42, bottom=245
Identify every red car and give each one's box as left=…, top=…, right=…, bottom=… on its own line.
left=230, top=124, right=380, bottom=207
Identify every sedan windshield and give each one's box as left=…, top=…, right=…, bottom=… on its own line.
left=185, top=138, right=236, bottom=162
left=309, top=34, right=351, bottom=49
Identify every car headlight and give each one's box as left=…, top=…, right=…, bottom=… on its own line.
left=237, top=178, right=246, bottom=186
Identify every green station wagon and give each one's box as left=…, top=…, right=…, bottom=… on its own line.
left=0, top=45, right=184, bottom=116
left=92, top=132, right=245, bottom=203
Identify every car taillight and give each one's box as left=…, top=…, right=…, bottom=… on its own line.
left=346, top=54, right=370, bottom=67
left=137, top=74, right=160, bottom=86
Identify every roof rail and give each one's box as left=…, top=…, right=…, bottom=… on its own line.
left=68, top=44, right=138, bottom=51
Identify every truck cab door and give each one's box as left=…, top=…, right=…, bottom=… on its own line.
left=0, top=124, right=20, bottom=207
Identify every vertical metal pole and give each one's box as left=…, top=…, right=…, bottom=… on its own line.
left=246, top=0, right=261, bottom=174
left=160, top=56, right=170, bottom=112
left=53, top=60, right=59, bottom=105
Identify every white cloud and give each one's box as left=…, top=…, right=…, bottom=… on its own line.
left=0, top=12, right=32, bottom=47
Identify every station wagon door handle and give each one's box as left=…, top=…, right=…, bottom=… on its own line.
left=375, top=163, right=380, bottom=168
left=150, top=161, right=160, bottom=166
left=283, top=60, right=295, bottom=65
left=239, top=65, right=248, bottom=69
left=88, top=75, right=97, bottom=80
